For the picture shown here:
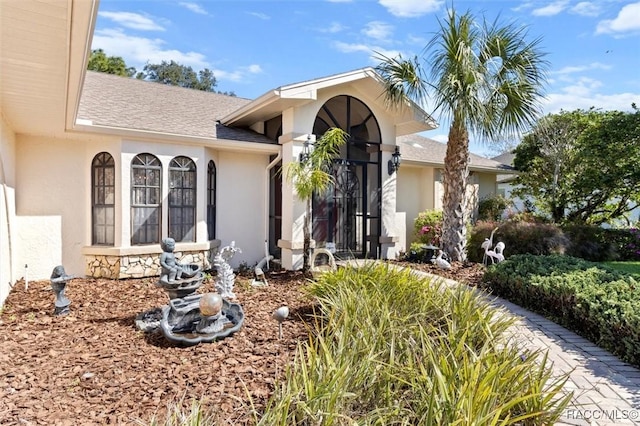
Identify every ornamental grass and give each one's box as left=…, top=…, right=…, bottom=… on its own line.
left=257, top=263, right=571, bottom=425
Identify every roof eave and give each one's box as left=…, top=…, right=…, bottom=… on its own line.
left=72, top=122, right=281, bottom=154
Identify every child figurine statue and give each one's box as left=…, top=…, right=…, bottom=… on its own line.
left=160, top=238, right=184, bottom=283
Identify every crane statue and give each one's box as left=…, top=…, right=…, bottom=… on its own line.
left=481, top=227, right=506, bottom=265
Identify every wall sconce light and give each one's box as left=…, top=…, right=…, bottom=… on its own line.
left=388, top=146, right=401, bottom=175
left=299, top=135, right=311, bottom=163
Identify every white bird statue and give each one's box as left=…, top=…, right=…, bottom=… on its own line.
left=435, top=250, right=451, bottom=270
left=493, top=241, right=505, bottom=263
left=485, top=241, right=506, bottom=264
left=482, top=227, right=499, bottom=265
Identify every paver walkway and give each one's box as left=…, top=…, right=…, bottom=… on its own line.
left=423, top=269, right=640, bottom=426
left=346, top=261, right=640, bottom=425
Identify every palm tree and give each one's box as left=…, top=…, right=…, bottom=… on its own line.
left=284, top=127, right=348, bottom=271
left=376, top=8, right=548, bottom=261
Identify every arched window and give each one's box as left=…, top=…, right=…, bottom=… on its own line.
left=169, top=156, right=196, bottom=242
left=131, top=153, right=161, bottom=245
left=92, top=152, right=115, bottom=245
left=207, top=160, right=216, bottom=240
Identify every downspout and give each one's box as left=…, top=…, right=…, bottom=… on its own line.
left=0, top=156, right=13, bottom=289
left=264, top=151, right=282, bottom=262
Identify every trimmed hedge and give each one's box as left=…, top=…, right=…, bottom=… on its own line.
left=482, top=254, right=640, bottom=367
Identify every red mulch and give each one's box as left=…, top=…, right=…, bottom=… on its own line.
left=0, top=262, right=485, bottom=425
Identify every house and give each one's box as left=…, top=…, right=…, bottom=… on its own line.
left=0, top=0, right=510, bottom=307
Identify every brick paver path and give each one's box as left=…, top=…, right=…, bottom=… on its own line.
left=347, top=261, right=640, bottom=425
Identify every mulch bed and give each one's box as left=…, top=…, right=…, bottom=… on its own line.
left=0, top=261, right=486, bottom=425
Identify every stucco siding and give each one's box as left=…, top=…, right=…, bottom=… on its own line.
left=216, top=150, right=268, bottom=268
left=15, top=135, right=86, bottom=279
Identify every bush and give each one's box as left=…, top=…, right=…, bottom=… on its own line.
left=561, top=224, right=617, bottom=261
left=477, top=194, right=511, bottom=222
left=561, top=225, right=640, bottom=262
left=413, top=209, right=443, bottom=246
left=468, top=220, right=568, bottom=263
left=482, top=254, right=640, bottom=367
left=258, top=264, right=571, bottom=425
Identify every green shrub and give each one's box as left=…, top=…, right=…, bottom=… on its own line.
left=467, top=220, right=568, bottom=263
left=482, top=254, right=640, bottom=367
left=561, top=224, right=617, bottom=261
left=413, top=209, right=443, bottom=246
left=477, top=194, right=511, bottom=222
left=258, top=264, right=571, bottom=425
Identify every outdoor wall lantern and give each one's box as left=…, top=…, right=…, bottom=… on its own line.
left=388, top=146, right=401, bottom=175
left=299, top=136, right=311, bottom=163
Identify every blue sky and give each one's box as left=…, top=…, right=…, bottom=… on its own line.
left=92, top=0, right=640, bottom=156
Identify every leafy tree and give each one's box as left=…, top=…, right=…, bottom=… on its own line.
left=514, top=107, right=640, bottom=225
left=376, top=8, right=548, bottom=261
left=87, top=49, right=136, bottom=77
left=284, top=128, right=348, bottom=271
left=139, top=60, right=234, bottom=95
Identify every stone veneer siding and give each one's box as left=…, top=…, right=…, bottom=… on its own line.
left=86, top=250, right=212, bottom=279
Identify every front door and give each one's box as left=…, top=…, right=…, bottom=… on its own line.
left=313, top=158, right=381, bottom=259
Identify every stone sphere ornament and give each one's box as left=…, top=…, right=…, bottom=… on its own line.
left=199, top=293, right=223, bottom=317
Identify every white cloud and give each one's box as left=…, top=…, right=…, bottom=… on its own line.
left=213, top=65, right=263, bottom=82
left=318, top=22, right=347, bottom=34
left=543, top=78, right=639, bottom=113
left=98, top=11, right=165, bottom=31
left=596, top=2, right=640, bottom=35
left=531, top=1, right=569, bottom=17
left=553, top=62, right=612, bottom=75
left=378, top=0, right=443, bottom=18
left=332, top=41, right=372, bottom=54
left=362, top=21, right=393, bottom=41
left=247, top=11, right=270, bottom=20
left=570, top=2, right=601, bottom=17
left=179, top=2, right=208, bottom=15
left=92, top=28, right=208, bottom=70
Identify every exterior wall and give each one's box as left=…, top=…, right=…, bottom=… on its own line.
left=0, top=114, right=17, bottom=306
left=215, top=150, right=269, bottom=269
left=15, top=135, right=85, bottom=280
left=397, top=166, right=499, bottom=248
left=397, top=165, right=435, bottom=251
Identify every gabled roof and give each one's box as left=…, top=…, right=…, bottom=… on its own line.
left=491, top=151, right=518, bottom=182
left=398, top=134, right=513, bottom=173
left=76, top=71, right=276, bottom=145
left=221, top=67, right=438, bottom=136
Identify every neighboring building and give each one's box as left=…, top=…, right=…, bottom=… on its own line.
left=0, top=0, right=510, bottom=307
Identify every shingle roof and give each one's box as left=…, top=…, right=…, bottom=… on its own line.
left=397, top=134, right=513, bottom=172
left=77, top=71, right=276, bottom=144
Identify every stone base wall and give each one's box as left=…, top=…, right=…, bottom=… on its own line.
left=86, top=250, right=212, bottom=279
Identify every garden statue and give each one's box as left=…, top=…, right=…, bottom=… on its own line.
left=50, top=265, right=73, bottom=316
left=157, top=237, right=205, bottom=299
left=434, top=250, right=451, bottom=269
left=135, top=239, right=245, bottom=346
left=481, top=228, right=506, bottom=264
left=212, top=241, right=242, bottom=299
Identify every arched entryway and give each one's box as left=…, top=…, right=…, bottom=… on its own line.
left=312, top=95, right=382, bottom=258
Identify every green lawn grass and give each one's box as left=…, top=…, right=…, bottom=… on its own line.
left=603, top=261, right=640, bottom=278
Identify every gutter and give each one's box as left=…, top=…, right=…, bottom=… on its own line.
left=71, top=122, right=280, bottom=154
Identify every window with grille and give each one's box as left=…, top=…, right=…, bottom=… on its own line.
left=169, top=156, right=196, bottom=242
left=131, top=153, right=161, bottom=245
left=207, top=160, right=216, bottom=240
left=92, top=152, right=115, bottom=245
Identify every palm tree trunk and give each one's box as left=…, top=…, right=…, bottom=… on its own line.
left=442, top=119, right=470, bottom=262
